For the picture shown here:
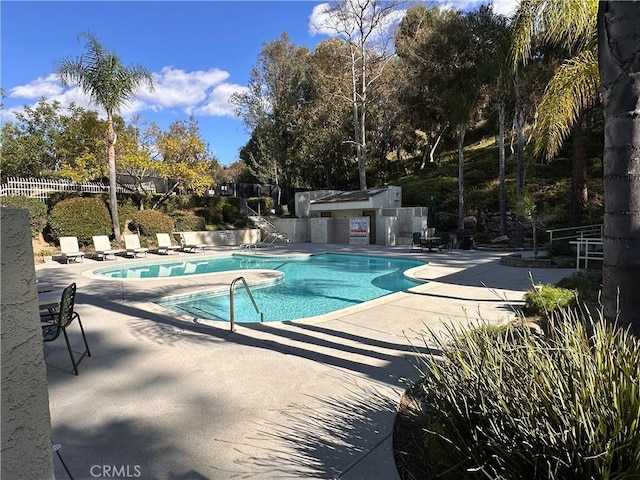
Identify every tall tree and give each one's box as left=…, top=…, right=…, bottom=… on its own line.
left=56, top=32, right=154, bottom=241
left=513, top=0, right=600, bottom=226
left=598, top=0, right=640, bottom=329
left=312, top=0, right=403, bottom=190
left=0, top=99, right=66, bottom=179
left=232, top=34, right=312, bottom=196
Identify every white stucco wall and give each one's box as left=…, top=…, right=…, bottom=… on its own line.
left=1, top=208, right=54, bottom=479
left=270, top=218, right=310, bottom=242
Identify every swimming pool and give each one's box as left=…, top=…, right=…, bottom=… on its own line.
left=147, top=253, right=425, bottom=323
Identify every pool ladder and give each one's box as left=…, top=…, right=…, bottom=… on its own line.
left=229, top=276, right=264, bottom=331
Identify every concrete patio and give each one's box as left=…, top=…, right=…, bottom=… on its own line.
left=36, top=243, right=573, bottom=479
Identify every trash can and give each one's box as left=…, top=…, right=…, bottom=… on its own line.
left=462, top=235, right=473, bottom=250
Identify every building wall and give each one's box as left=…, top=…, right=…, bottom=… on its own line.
left=271, top=218, right=310, bottom=242
left=1, top=208, right=54, bottom=479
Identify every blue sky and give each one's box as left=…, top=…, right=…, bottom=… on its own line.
left=1, top=0, right=517, bottom=166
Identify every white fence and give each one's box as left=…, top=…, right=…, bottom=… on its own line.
left=0, top=177, right=156, bottom=201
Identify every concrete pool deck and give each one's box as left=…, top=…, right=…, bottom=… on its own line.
left=36, top=243, right=574, bottom=479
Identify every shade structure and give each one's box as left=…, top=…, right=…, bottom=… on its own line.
left=427, top=197, right=437, bottom=230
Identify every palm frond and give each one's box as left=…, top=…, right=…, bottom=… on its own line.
left=512, top=0, right=598, bottom=68
left=55, top=33, right=154, bottom=114
left=533, top=50, right=600, bottom=160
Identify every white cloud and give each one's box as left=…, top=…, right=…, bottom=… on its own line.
left=9, top=74, right=63, bottom=98
left=194, top=83, right=248, bottom=117
left=434, top=0, right=519, bottom=16
left=2, top=66, right=243, bottom=122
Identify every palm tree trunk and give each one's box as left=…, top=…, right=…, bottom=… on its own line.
left=106, top=111, right=122, bottom=242
left=598, top=1, right=640, bottom=330
left=569, top=112, right=588, bottom=226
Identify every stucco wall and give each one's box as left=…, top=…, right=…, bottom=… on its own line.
left=1, top=208, right=54, bottom=479
left=270, top=218, right=310, bottom=242
left=174, top=229, right=260, bottom=246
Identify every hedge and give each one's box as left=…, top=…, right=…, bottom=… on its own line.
left=129, top=209, right=175, bottom=237
left=49, top=197, right=112, bottom=245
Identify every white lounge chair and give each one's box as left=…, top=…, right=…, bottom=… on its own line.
left=156, top=233, right=181, bottom=255
left=180, top=232, right=207, bottom=253
left=124, top=234, right=149, bottom=258
left=59, top=237, right=85, bottom=263
left=92, top=235, right=122, bottom=261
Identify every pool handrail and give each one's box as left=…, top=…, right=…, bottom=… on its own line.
left=229, top=276, right=264, bottom=331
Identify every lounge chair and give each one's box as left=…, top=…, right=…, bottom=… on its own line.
left=92, top=235, right=122, bottom=261
left=41, top=283, right=91, bottom=375
left=124, top=234, right=149, bottom=258
left=156, top=233, right=181, bottom=255
left=59, top=237, right=85, bottom=263
left=180, top=232, right=207, bottom=253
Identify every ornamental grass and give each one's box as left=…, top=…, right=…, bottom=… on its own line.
left=412, top=310, right=640, bottom=479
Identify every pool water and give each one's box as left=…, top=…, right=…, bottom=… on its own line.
left=154, top=253, right=424, bottom=322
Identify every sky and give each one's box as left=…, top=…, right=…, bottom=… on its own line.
left=1, top=0, right=518, bottom=167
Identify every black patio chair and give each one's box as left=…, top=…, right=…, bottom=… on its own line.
left=41, top=283, right=91, bottom=375
left=411, top=232, right=424, bottom=252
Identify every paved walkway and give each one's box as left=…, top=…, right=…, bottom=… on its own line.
left=37, top=244, right=573, bottom=479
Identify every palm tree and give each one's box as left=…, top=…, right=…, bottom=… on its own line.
left=513, top=0, right=640, bottom=328
left=512, top=0, right=600, bottom=226
left=56, top=33, right=154, bottom=241
left=598, top=1, right=640, bottom=330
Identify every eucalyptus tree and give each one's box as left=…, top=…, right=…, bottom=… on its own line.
left=56, top=32, right=154, bottom=241
left=311, top=0, right=404, bottom=190
left=466, top=6, right=513, bottom=235
left=232, top=33, right=312, bottom=197
left=394, top=5, right=451, bottom=169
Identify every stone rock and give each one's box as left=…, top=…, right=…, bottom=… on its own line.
left=491, top=235, right=510, bottom=244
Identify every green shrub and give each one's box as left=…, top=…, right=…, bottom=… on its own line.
left=204, top=205, right=223, bottom=225
left=557, top=270, right=602, bottom=304
left=222, top=203, right=239, bottom=223
left=0, top=196, right=48, bottom=237
left=546, top=239, right=573, bottom=257
left=172, top=212, right=206, bottom=232
left=118, top=202, right=139, bottom=235
left=129, top=209, right=174, bottom=237
left=49, top=197, right=112, bottom=244
left=413, top=312, right=640, bottom=479
left=524, top=284, right=576, bottom=315
left=248, top=196, right=274, bottom=213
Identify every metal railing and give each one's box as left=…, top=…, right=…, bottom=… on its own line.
left=547, top=224, right=603, bottom=244
left=229, top=276, right=263, bottom=331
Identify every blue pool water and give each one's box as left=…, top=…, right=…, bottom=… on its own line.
left=143, top=253, right=424, bottom=323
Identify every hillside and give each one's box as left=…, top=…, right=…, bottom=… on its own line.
left=385, top=135, right=604, bottom=242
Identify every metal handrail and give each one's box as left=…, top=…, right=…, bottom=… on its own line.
left=547, top=224, right=603, bottom=243
left=229, top=276, right=263, bottom=331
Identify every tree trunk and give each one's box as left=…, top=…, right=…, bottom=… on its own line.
left=569, top=112, right=588, bottom=226
left=498, top=97, right=507, bottom=235
left=106, top=111, right=122, bottom=242
left=457, top=123, right=466, bottom=230
left=514, top=82, right=527, bottom=248
left=598, top=1, right=640, bottom=329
